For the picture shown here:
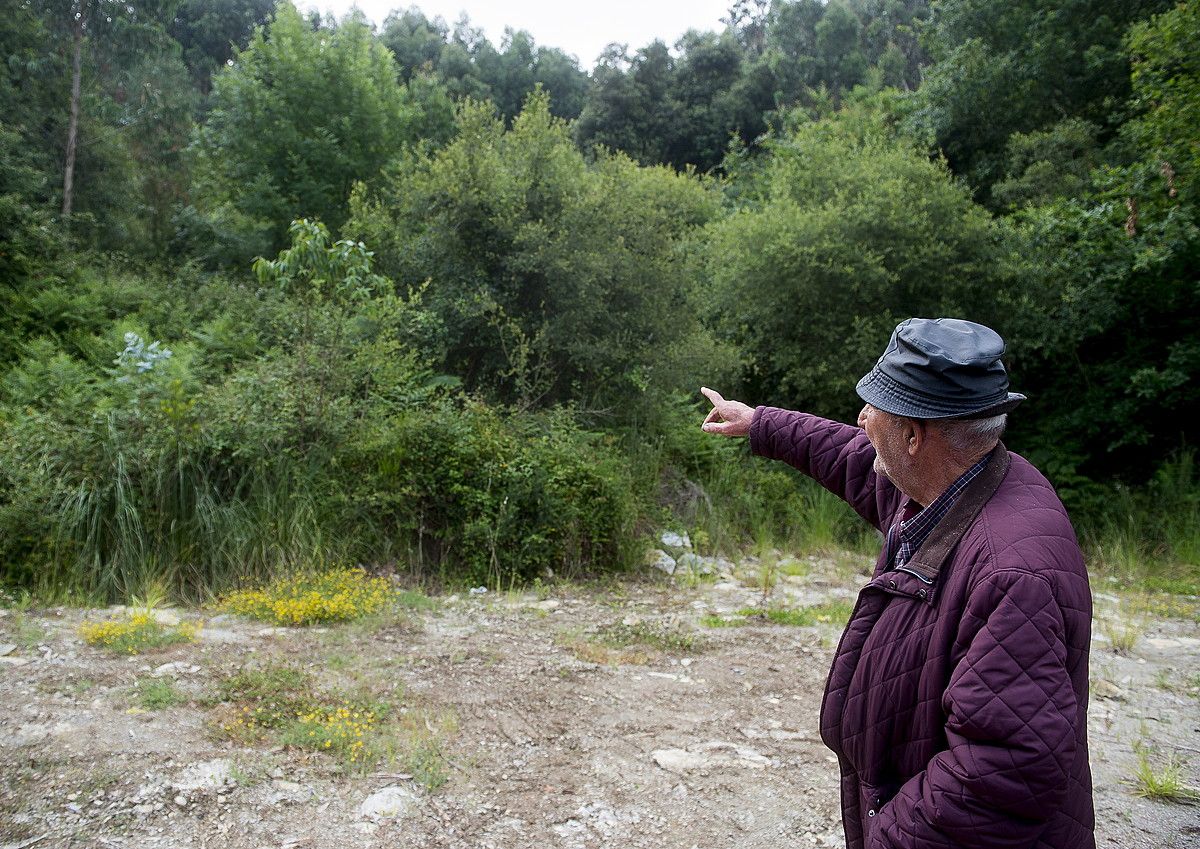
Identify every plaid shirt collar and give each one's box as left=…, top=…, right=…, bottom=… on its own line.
left=887, top=450, right=994, bottom=570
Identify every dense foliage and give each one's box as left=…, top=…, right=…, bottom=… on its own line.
left=1, top=0, right=1196, bottom=599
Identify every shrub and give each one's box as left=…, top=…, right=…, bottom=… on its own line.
left=221, top=568, right=394, bottom=626
left=78, top=613, right=198, bottom=654
left=345, top=91, right=721, bottom=412
left=347, top=400, right=641, bottom=584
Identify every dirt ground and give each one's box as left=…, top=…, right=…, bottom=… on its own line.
left=2, top=555, right=1198, bottom=849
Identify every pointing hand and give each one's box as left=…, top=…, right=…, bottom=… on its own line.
left=700, top=387, right=754, bottom=437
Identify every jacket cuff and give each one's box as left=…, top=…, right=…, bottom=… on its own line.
left=748, top=405, right=769, bottom=456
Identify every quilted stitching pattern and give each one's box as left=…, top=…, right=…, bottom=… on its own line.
left=749, top=409, right=1094, bottom=849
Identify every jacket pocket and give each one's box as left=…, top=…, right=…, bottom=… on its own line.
left=858, top=781, right=899, bottom=841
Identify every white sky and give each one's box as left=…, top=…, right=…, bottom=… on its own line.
left=298, top=0, right=734, bottom=68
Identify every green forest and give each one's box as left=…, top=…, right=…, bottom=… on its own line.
left=1, top=0, right=1197, bottom=602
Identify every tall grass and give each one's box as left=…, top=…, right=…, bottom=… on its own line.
left=47, top=436, right=348, bottom=604
left=1082, top=451, right=1200, bottom=594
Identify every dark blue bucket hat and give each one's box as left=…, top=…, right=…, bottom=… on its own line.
left=856, top=318, right=1025, bottom=420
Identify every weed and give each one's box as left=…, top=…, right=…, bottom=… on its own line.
left=395, top=589, right=438, bottom=611
left=7, top=610, right=47, bottom=650
left=565, top=640, right=652, bottom=666
left=1121, top=591, right=1200, bottom=622
left=1101, top=616, right=1142, bottom=656
left=227, top=757, right=269, bottom=788
left=133, top=678, right=185, bottom=710
left=221, top=567, right=394, bottom=625
left=560, top=621, right=703, bottom=666
left=388, top=709, right=458, bottom=791
left=281, top=700, right=386, bottom=770
left=701, top=600, right=856, bottom=628
left=592, top=621, right=701, bottom=653
left=1132, top=749, right=1200, bottom=803
left=78, top=613, right=197, bottom=655
left=778, top=558, right=809, bottom=578
left=700, top=613, right=746, bottom=628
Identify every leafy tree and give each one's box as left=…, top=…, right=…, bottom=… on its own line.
left=188, top=2, right=454, bottom=258
left=912, top=0, right=1175, bottom=194
left=1124, top=0, right=1200, bottom=198
left=706, top=111, right=1006, bottom=421
left=168, top=0, right=274, bottom=95
left=346, top=91, right=721, bottom=411
left=381, top=12, right=588, bottom=121
left=815, top=0, right=867, bottom=94
left=1000, top=0, right=1200, bottom=484
left=575, top=42, right=679, bottom=165
left=991, top=119, right=1101, bottom=209
left=380, top=7, right=448, bottom=81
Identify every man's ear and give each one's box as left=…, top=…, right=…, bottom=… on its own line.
left=904, top=418, right=928, bottom=456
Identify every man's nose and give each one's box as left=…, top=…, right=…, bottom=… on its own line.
left=857, top=405, right=868, bottom=428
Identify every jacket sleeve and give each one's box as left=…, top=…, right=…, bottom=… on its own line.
left=871, top=569, right=1079, bottom=849
left=748, top=406, right=899, bottom=531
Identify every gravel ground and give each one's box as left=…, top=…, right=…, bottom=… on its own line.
left=1, top=555, right=1197, bottom=849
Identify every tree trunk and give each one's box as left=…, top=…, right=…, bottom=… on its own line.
left=62, top=8, right=84, bottom=219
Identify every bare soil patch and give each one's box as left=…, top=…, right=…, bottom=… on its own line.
left=2, top=559, right=1198, bottom=849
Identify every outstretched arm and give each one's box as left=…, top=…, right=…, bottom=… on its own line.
left=699, top=388, right=899, bottom=530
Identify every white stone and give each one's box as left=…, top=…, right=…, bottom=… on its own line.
left=171, top=759, right=233, bottom=791
left=0, top=643, right=16, bottom=656
left=649, top=550, right=676, bottom=576
left=360, top=786, right=418, bottom=820
left=660, top=531, right=691, bottom=550
left=652, top=749, right=708, bottom=772
left=151, top=609, right=181, bottom=626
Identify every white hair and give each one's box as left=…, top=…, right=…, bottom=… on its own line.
left=936, top=414, right=1007, bottom=458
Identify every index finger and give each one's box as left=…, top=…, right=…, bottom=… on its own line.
left=700, top=386, right=724, bottom=407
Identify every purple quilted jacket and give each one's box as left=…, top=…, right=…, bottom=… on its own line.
left=750, top=408, right=1094, bottom=849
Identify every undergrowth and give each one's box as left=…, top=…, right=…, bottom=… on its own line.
left=78, top=612, right=198, bottom=654
left=209, top=661, right=451, bottom=782
left=221, top=568, right=393, bottom=625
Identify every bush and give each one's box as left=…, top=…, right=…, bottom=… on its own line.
left=347, top=401, right=640, bottom=584
left=78, top=612, right=198, bottom=654
left=0, top=222, right=644, bottom=599
left=705, top=113, right=1006, bottom=423
left=222, top=568, right=394, bottom=625
left=345, top=91, right=722, bottom=412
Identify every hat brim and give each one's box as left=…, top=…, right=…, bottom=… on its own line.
left=856, top=368, right=1025, bottom=420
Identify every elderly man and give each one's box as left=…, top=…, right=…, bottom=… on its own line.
left=701, top=318, right=1094, bottom=849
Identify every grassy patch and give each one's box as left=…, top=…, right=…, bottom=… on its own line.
left=1121, top=591, right=1200, bottom=622
left=559, top=621, right=702, bottom=666
left=78, top=613, right=197, bottom=655
left=700, top=613, right=747, bottom=628
left=701, top=600, right=856, bottom=628
left=280, top=700, right=387, bottom=768
left=132, top=678, right=186, bottom=710
left=221, top=568, right=394, bottom=626
left=210, top=663, right=316, bottom=736
left=592, top=621, right=701, bottom=652
left=395, top=589, right=438, bottom=611
left=6, top=610, right=48, bottom=650
left=208, top=661, right=452, bottom=779
left=778, top=559, right=810, bottom=578
left=1132, top=749, right=1200, bottom=803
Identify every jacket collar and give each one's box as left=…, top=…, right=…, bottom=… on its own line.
left=885, top=445, right=1011, bottom=603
